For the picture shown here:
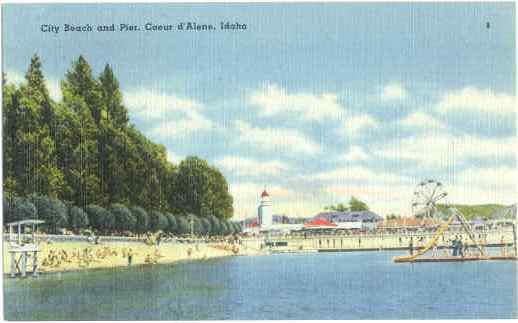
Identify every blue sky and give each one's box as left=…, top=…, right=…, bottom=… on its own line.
left=3, top=3, right=516, bottom=219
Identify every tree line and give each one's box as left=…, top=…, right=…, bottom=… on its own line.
left=3, top=54, right=237, bottom=235
left=3, top=194, right=241, bottom=236
left=323, top=196, right=370, bottom=212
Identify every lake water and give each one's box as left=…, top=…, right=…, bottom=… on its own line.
left=4, top=251, right=517, bottom=320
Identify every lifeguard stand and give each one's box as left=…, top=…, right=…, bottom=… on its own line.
left=6, top=219, right=44, bottom=277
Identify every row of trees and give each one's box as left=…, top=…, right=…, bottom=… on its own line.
left=3, top=55, right=235, bottom=225
left=324, top=196, right=370, bottom=212
left=3, top=195, right=242, bottom=236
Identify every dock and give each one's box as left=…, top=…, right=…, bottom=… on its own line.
left=394, top=255, right=518, bottom=263
left=6, top=219, right=44, bottom=278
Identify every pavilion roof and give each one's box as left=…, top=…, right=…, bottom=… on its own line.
left=304, top=218, right=337, bottom=228
left=6, top=219, right=45, bottom=226
left=313, top=210, right=383, bottom=223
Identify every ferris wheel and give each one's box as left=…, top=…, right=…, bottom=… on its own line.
left=411, top=179, right=449, bottom=219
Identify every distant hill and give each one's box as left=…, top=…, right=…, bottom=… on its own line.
left=437, top=204, right=515, bottom=220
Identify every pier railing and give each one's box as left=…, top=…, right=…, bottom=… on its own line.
left=241, top=227, right=515, bottom=252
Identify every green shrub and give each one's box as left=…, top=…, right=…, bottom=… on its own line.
left=10, top=197, right=37, bottom=223
left=131, top=206, right=149, bottom=234
left=85, top=204, right=114, bottom=233
left=164, top=212, right=177, bottom=233
left=28, top=195, right=67, bottom=233
left=149, top=210, right=168, bottom=232
left=69, top=206, right=89, bottom=231
left=176, top=216, right=190, bottom=235
left=111, top=204, right=136, bottom=232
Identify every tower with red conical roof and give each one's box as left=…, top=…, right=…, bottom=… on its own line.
left=258, top=188, right=273, bottom=229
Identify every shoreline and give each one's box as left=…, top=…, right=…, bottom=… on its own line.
left=4, top=253, right=237, bottom=278
left=4, top=227, right=514, bottom=276
left=3, top=240, right=264, bottom=276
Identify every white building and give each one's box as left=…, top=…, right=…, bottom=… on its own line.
left=258, top=189, right=273, bottom=229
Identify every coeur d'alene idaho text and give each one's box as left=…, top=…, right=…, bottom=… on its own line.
left=41, top=22, right=247, bottom=33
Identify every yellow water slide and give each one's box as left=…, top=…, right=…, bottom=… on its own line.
left=393, top=215, right=454, bottom=262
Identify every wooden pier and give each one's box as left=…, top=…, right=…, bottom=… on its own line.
left=6, top=220, right=44, bottom=278
left=394, top=255, right=518, bottom=263
left=8, top=245, right=40, bottom=277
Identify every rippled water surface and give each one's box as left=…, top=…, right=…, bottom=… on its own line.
left=4, top=251, right=517, bottom=320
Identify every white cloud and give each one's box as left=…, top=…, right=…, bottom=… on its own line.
left=324, top=183, right=416, bottom=216
left=230, top=182, right=295, bottom=201
left=323, top=165, right=516, bottom=216
left=375, top=134, right=516, bottom=167
left=381, top=83, right=408, bottom=101
left=400, top=112, right=446, bottom=131
left=5, top=69, right=62, bottom=101
left=456, top=166, right=516, bottom=190
left=308, top=164, right=417, bottom=215
left=166, top=151, right=184, bottom=164
left=315, top=165, right=409, bottom=184
left=342, top=146, right=370, bottom=162
left=336, top=114, right=378, bottom=138
left=124, top=89, right=213, bottom=138
left=4, top=70, right=24, bottom=85
left=230, top=162, right=516, bottom=220
left=435, top=87, right=515, bottom=115
left=449, top=166, right=516, bottom=206
left=215, top=156, right=289, bottom=177
left=46, top=78, right=62, bottom=102
left=150, top=114, right=212, bottom=138
left=234, top=120, right=320, bottom=154
left=248, top=83, right=345, bottom=121
left=124, top=89, right=202, bottom=120
left=229, top=182, right=316, bottom=219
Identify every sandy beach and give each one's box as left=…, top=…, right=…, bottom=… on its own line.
left=3, top=240, right=261, bottom=274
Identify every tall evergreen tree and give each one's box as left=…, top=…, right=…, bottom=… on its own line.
left=62, top=56, right=103, bottom=124
left=99, top=64, right=128, bottom=128
left=2, top=78, right=19, bottom=203
left=97, top=65, right=129, bottom=204
left=24, top=55, right=50, bottom=104
left=61, top=67, right=100, bottom=207
left=10, top=55, right=66, bottom=198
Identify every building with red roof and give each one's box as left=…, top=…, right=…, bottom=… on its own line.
left=304, top=218, right=338, bottom=229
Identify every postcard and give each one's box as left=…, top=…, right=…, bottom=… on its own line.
left=1, top=2, right=516, bottom=320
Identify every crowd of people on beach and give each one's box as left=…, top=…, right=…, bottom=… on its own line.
left=37, top=232, right=243, bottom=270
left=41, top=245, right=120, bottom=268
left=210, top=243, right=240, bottom=255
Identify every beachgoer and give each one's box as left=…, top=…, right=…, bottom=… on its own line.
left=409, top=237, right=414, bottom=256
left=127, top=248, right=133, bottom=266
left=432, top=244, right=438, bottom=257
left=500, top=236, right=506, bottom=256
left=451, top=237, right=457, bottom=256
left=154, top=249, right=162, bottom=259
